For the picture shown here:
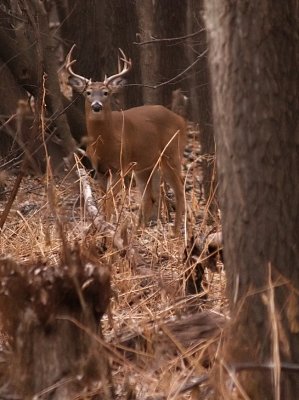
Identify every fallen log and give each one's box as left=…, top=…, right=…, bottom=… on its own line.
left=116, top=310, right=225, bottom=368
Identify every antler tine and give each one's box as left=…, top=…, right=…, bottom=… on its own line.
left=117, top=53, right=121, bottom=74
left=104, top=48, right=132, bottom=86
left=65, top=44, right=89, bottom=84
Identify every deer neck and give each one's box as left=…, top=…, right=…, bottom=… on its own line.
left=85, top=105, right=122, bottom=171
left=86, top=104, right=117, bottom=141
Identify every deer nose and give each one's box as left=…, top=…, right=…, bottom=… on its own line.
left=91, top=101, right=103, bottom=112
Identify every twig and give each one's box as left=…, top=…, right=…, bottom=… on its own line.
left=267, top=263, right=280, bottom=400
left=0, top=113, right=17, bottom=130
left=126, top=49, right=208, bottom=90
left=0, top=163, right=25, bottom=230
left=134, top=28, right=205, bottom=45
left=233, top=362, right=299, bottom=372
left=176, top=375, right=209, bottom=394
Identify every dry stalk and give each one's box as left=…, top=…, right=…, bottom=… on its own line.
left=267, top=262, right=281, bottom=400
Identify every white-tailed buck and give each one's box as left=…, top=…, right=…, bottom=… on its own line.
left=66, top=45, right=186, bottom=234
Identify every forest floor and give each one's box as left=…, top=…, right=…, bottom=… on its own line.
left=0, top=123, right=226, bottom=399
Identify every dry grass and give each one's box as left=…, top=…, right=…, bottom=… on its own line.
left=0, top=124, right=227, bottom=399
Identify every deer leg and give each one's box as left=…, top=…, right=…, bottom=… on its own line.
left=95, top=171, right=108, bottom=193
left=134, top=169, right=156, bottom=227
left=105, top=172, right=124, bottom=221
left=149, top=169, right=162, bottom=222
left=92, top=171, right=110, bottom=217
left=161, top=161, right=185, bottom=235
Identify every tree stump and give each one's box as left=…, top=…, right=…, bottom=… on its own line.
left=0, top=245, right=112, bottom=399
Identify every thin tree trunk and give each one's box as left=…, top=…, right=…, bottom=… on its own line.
left=188, top=0, right=217, bottom=220
left=135, top=0, right=161, bottom=104
left=65, top=0, right=107, bottom=81
left=107, top=0, right=142, bottom=108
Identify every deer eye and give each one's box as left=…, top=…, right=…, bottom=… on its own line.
left=86, top=90, right=91, bottom=96
left=103, top=90, right=109, bottom=96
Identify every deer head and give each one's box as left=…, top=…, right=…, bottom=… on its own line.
left=65, top=45, right=131, bottom=114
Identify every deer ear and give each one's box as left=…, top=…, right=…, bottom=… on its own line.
left=68, top=76, right=87, bottom=93
left=109, top=77, right=127, bottom=93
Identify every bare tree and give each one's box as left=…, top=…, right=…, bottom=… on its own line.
left=107, top=0, right=142, bottom=108
left=205, top=1, right=299, bottom=398
left=188, top=1, right=217, bottom=220
left=135, top=0, right=161, bottom=104
left=0, top=0, right=76, bottom=169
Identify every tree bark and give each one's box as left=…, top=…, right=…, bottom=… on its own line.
left=61, top=0, right=141, bottom=115
left=205, top=1, right=299, bottom=398
left=135, top=0, right=161, bottom=104
left=156, top=0, right=188, bottom=107
left=64, top=0, right=107, bottom=81
left=30, top=0, right=77, bottom=155
left=0, top=25, right=38, bottom=95
left=107, top=0, right=142, bottom=108
left=188, top=0, right=217, bottom=220
left=0, top=1, right=78, bottom=163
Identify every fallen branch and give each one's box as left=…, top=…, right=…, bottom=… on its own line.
left=77, top=166, right=126, bottom=251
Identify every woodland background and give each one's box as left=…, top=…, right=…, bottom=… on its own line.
left=0, top=1, right=298, bottom=399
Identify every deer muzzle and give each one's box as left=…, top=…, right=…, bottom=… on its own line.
left=91, top=101, right=103, bottom=112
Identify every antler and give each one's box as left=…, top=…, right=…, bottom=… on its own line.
left=104, top=48, right=132, bottom=86
left=65, top=44, right=90, bottom=84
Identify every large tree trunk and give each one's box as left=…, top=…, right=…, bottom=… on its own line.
left=0, top=4, right=38, bottom=96
left=30, top=0, right=76, bottom=155
left=205, top=1, right=299, bottom=398
left=0, top=0, right=77, bottom=166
